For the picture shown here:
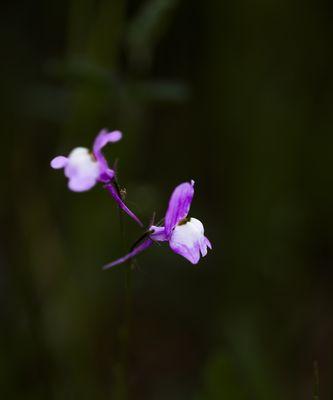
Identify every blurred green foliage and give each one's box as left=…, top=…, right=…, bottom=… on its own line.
left=1, top=0, right=333, bottom=399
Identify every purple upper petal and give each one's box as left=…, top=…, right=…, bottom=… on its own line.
left=103, top=238, right=153, bottom=269
left=104, top=182, right=143, bottom=227
left=164, top=180, right=195, bottom=236
left=92, top=129, right=122, bottom=182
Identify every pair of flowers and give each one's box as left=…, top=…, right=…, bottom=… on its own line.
left=51, top=130, right=212, bottom=268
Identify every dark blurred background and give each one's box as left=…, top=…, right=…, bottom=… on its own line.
left=1, top=0, right=333, bottom=399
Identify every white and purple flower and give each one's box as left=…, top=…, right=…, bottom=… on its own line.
left=104, top=180, right=212, bottom=268
left=51, top=129, right=143, bottom=226
left=50, top=129, right=121, bottom=191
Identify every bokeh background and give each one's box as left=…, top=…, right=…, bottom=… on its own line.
left=1, top=0, right=333, bottom=399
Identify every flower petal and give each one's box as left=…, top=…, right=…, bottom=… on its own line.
left=93, top=129, right=122, bottom=152
left=205, top=237, right=212, bottom=249
left=199, top=236, right=212, bottom=257
left=165, top=180, right=195, bottom=236
left=68, top=176, right=97, bottom=192
left=64, top=147, right=100, bottom=192
left=104, top=182, right=143, bottom=227
left=93, top=129, right=122, bottom=182
left=199, top=236, right=211, bottom=257
left=169, top=220, right=203, bottom=264
left=103, top=238, right=153, bottom=269
left=170, top=238, right=201, bottom=264
left=50, top=156, right=68, bottom=169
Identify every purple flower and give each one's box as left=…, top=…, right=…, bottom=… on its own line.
left=51, top=129, right=121, bottom=191
left=104, top=180, right=212, bottom=269
left=51, top=129, right=143, bottom=226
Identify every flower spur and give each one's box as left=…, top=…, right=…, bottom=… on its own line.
left=103, top=180, right=212, bottom=269
left=51, top=129, right=143, bottom=226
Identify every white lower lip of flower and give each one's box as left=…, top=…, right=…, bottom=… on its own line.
left=64, top=147, right=101, bottom=191
left=172, top=217, right=204, bottom=248
left=67, top=147, right=100, bottom=177
left=187, top=217, right=204, bottom=234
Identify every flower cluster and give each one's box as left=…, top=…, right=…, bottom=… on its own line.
left=51, top=130, right=212, bottom=267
